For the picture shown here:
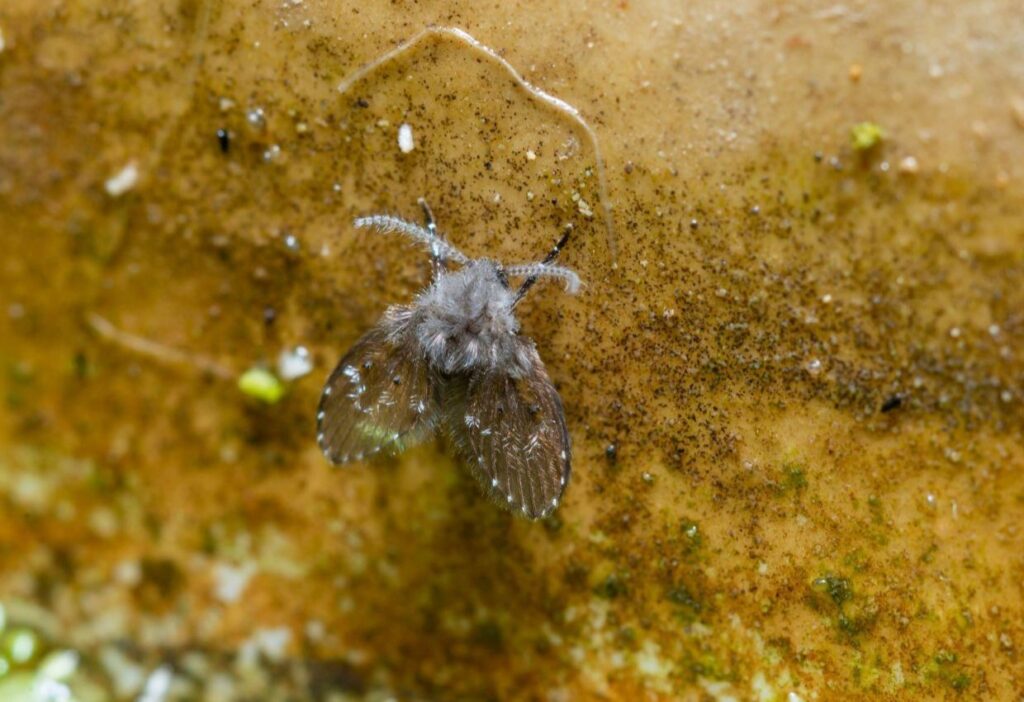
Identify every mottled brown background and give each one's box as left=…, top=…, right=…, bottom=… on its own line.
left=1, top=0, right=1022, bottom=700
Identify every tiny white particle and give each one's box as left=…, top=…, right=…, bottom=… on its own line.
left=0, top=25, right=6, bottom=53
left=212, top=562, right=256, bottom=604
left=278, top=345, right=313, bottom=380
left=246, top=106, right=266, bottom=128
left=551, top=498, right=558, bottom=507
left=507, top=494, right=513, bottom=503
left=104, top=162, right=139, bottom=197
left=138, top=665, right=174, bottom=702
left=324, top=387, right=332, bottom=395
left=560, top=450, right=566, bottom=460
left=397, top=123, right=415, bottom=153
left=317, top=433, right=324, bottom=442
left=317, top=411, right=325, bottom=420
left=491, top=478, right=498, bottom=487
left=560, top=476, right=566, bottom=486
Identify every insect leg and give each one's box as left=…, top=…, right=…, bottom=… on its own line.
left=514, top=224, right=573, bottom=303
left=418, top=197, right=447, bottom=280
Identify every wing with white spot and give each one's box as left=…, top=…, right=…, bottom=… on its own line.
left=317, top=321, right=438, bottom=464
left=442, top=345, right=571, bottom=519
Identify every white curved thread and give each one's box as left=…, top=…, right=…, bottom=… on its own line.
left=354, top=215, right=469, bottom=264
left=504, top=263, right=581, bottom=293
left=337, top=26, right=617, bottom=263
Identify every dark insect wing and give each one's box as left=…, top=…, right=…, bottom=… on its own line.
left=443, top=344, right=571, bottom=519
left=317, top=316, right=438, bottom=464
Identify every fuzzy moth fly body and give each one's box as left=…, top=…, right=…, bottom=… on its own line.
left=317, top=200, right=578, bottom=519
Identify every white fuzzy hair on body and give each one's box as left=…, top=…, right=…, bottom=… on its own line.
left=355, top=210, right=580, bottom=381
left=383, top=260, right=535, bottom=378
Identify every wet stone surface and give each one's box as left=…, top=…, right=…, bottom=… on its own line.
left=0, top=0, right=1023, bottom=699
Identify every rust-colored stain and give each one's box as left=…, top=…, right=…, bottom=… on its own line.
left=0, top=0, right=1022, bottom=700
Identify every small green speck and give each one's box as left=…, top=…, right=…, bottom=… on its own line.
left=950, top=672, right=971, bottom=692
left=594, top=573, right=627, bottom=599
left=616, top=626, right=637, bottom=646
left=926, top=650, right=972, bottom=692
left=470, top=620, right=504, bottom=651
left=811, top=574, right=853, bottom=606
left=238, top=367, right=286, bottom=404
left=666, top=584, right=703, bottom=621
left=851, top=121, right=885, bottom=150
left=783, top=463, right=808, bottom=491
left=843, top=549, right=869, bottom=573
left=680, top=518, right=702, bottom=547
left=2, top=628, right=38, bottom=665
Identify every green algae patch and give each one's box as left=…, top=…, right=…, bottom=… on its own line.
left=594, top=572, right=629, bottom=600
left=782, top=463, right=808, bottom=491
left=666, top=583, right=703, bottom=623
left=808, top=574, right=881, bottom=642
left=923, top=650, right=973, bottom=693
left=238, top=367, right=286, bottom=404
left=851, top=121, right=885, bottom=150
left=679, top=518, right=703, bottom=554
left=811, top=574, right=853, bottom=607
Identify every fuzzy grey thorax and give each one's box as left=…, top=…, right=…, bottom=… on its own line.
left=406, top=260, right=534, bottom=377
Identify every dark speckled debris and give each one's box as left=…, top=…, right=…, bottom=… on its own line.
left=881, top=394, right=905, bottom=413
left=216, top=128, right=230, bottom=153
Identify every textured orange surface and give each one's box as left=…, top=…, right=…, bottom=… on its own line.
left=1, top=1, right=1022, bottom=699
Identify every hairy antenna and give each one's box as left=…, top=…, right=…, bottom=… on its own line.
left=503, top=263, right=581, bottom=294
left=354, top=214, right=470, bottom=265
left=337, top=26, right=617, bottom=263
